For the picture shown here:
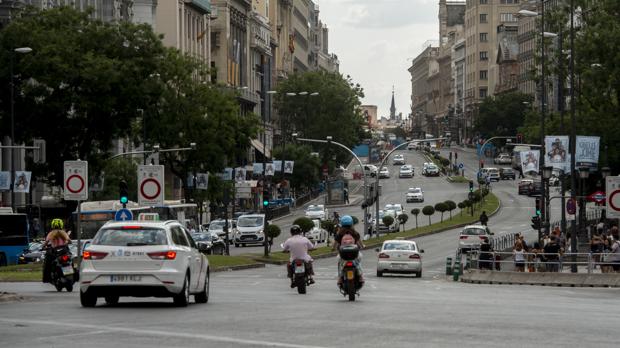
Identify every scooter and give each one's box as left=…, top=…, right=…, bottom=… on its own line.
left=338, top=245, right=363, bottom=301
left=47, top=246, right=76, bottom=292
left=290, top=259, right=312, bottom=294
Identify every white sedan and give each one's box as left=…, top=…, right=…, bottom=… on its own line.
left=305, top=204, right=327, bottom=220
left=79, top=220, right=210, bottom=307
left=406, top=187, right=424, bottom=203
left=399, top=165, right=414, bottom=178
left=306, top=219, right=328, bottom=243
left=379, top=167, right=390, bottom=178
left=376, top=239, right=424, bottom=277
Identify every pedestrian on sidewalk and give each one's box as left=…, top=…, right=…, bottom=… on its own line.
left=343, top=188, right=349, bottom=204
left=479, top=211, right=489, bottom=226
left=609, top=238, right=620, bottom=272
left=543, top=235, right=561, bottom=272
left=518, top=166, right=524, bottom=179
left=513, top=241, right=526, bottom=272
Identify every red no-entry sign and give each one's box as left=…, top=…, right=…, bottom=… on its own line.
left=138, top=165, right=164, bottom=206
left=63, top=161, right=88, bottom=201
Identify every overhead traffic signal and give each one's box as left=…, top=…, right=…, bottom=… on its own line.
left=535, top=197, right=541, bottom=216
left=531, top=215, right=541, bottom=230
left=119, top=180, right=129, bottom=207
left=262, top=190, right=270, bottom=207
left=469, top=181, right=474, bottom=193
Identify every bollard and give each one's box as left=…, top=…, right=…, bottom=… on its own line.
left=453, top=259, right=461, bottom=281
left=446, top=257, right=453, bottom=276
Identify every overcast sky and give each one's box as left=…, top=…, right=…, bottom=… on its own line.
left=316, top=0, right=440, bottom=120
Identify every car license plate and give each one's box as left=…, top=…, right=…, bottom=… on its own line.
left=393, top=263, right=407, bottom=269
left=61, top=266, right=74, bottom=276
left=294, top=264, right=305, bottom=273
left=109, top=275, right=142, bottom=283
left=346, top=270, right=354, bottom=279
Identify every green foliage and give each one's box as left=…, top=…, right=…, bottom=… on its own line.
left=434, top=202, right=449, bottom=222
left=293, top=217, right=314, bottom=233
left=381, top=215, right=394, bottom=227
left=474, top=92, right=532, bottom=137
left=411, top=208, right=420, bottom=216
left=320, top=220, right=336, bottom=235
left=397, top=213, right=409, bottom=232
left=422, top=205, right=435, bottom=225
left=274, top=71, right=366, bottom=164
left=463, top=199, right=472, bottom=207
left=457, top=202, right=466, bottom=215
left=444, top=200, right=457, bottom=219
left=351, top=216, right=359, bottom=225
left=265, top=224, right=281, bottom=239
left=92, top=158, right=138, bottom=201
left=272, top=144, right=321, bottom=191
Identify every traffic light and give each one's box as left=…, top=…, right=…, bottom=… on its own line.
left=262, top=190, right=270, bottom=208
left=535, top=197, right=541, bottom=216
left=469, top=181, right=474, bottom=192
left=531, top=215, right=541, bottom=230
left=119, top=180, right=129, bottom=207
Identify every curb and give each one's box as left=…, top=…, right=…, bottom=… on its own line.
left=460, top=269, right=620, bottom=287
left=212, top=263, right=266, bottom=272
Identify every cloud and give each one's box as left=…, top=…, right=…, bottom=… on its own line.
left=329, top=0, right=437, bottom=29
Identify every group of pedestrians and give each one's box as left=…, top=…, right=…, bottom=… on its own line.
left=590, top=225, right=620, bottom=272
left=508, top=229, right=564, bottom=273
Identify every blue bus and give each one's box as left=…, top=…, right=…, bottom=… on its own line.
left=0, top=210, right=30, bottom=266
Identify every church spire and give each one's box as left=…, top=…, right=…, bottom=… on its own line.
left=390, top=86, right=396, bottom=120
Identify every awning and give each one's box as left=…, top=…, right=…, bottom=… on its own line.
left=251, top=139, right=271, bottom=159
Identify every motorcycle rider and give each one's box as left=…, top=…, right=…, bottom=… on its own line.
left=332, top=215, right=364, bottom=285
left=42, top=218, right=71, bottom=283
left=282, top=225, right=316, bottom=287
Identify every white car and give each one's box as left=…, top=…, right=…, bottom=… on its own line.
left=379, top=167, right=390, bottom=179
left=384, top=203, right=404, bottom=216
left=208, top=219, right=236, bottom=244
left=406, top=187, right=424, bottom=203
left=423, top=163, right=440, bottom=176
left=234, top=214, right=267, bottom=247
left=458, top=225, right=493, bottom=251
left=375, top=210, right=400, bottom=234
left=407, top=142, right=417, bottom=150
left=494, top=154, right=512, bottom=165
left=392, top=154, right=405, bottom=165
left=399, top=165, right=414, bottom=178
left=306, top=219, right=328, bottom=243
left=486, top=168, right=501, bottom=182
left=376, top=239, right=424, bottom=277
left=364, top=165, right=378, bottom=177
left=305, top=204, right=327, bottom=220
left=79, top=220, right=210, bottom=307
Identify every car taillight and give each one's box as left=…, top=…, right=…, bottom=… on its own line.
left=83, top=251, right=108, bottom=260
left=480, top=236, right=489, bottom=240
left=378, top=253, right=390, bottom=259
left=345, top=261, right=354, bottom=267
left=409, top=254, right=421, bottom=260
left=147, top=251, right=177, bottom=260
left=295, top=260, right=304, bottom=266
left=460, top=236, right=468, bottom=239
left=60, top=254, right=70, bottom=263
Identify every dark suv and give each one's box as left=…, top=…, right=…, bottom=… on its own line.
left=500, top=168, right=516, bottom=180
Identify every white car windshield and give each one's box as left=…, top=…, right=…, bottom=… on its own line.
left=93, top=228, right=167, bottom=246
left=383, top=242, right=415, bottom=251
left=209, top=221, right=226, bottom=229
left=462, top=228, right=488, bottom=236
left=307, top=206, right=323, bottom=212
left=408, top=188, right=421, bottom=194
left=237, top=217, right=264, bottom=227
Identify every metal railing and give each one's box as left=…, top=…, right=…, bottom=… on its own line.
left=463, top=250, right=619, bottom=274
left=489, top=233, right=518, bottom=251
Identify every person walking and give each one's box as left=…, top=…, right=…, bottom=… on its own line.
left=513, top=241, right=526, bottom=272
left=479, top=211, right=489, bottom=226
left=343, top=188, right=349, bottom=204
left=543, top=235, right=561, bottom=272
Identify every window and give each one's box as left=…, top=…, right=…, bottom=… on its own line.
left=480, top=70, right=488, bottom=80
left=480, top=14, right=488, bottom=23
left=500, top=13, right=518, bottom=22
left=480, top=33, right=488, bottom=42
left=171, top=227, right=189, bottom=246
left=480, top=51, right=488, bottom=61
left=479, top=88, right=488, bottom=99
left=480, top=0, right=488, bottom=4
left=500, top=0, right=519, bottom=4
left=183, top=229, right=198, bottom=249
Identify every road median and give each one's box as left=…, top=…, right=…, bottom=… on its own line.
left=461, top=269, right=620, bottom=287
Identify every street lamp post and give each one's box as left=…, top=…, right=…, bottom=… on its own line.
left=569, top=0, right=578, bottom=273
left=9, top=47, right=33, bottom=210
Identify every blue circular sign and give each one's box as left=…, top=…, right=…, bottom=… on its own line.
left=459, top=163, right=464, bottom=169
left=115, top=208, right=134, bottom=221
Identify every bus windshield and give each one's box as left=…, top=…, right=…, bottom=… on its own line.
left=0, top=214, right=29, bottom=246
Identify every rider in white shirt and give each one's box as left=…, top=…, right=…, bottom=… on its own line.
left=282, top=225, right=316, bottom=286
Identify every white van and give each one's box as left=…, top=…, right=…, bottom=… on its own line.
left=234, top=214, right=266, bottom=247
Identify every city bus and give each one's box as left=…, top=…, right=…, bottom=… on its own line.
left=71, top=200, right=199, bottom=240
left=0, top=208, right=30, bottom=266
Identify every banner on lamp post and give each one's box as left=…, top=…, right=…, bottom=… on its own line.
left=544, top=136, right=569, bottom=172
left=284, top=161, right=294, bottom=174
left=520, top=150, right=540, bottom=174
left=575, top=136, right=600, bottom=169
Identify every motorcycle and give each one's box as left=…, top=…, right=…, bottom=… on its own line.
left=339, top=245, right=363, bottom=301
left=290, top=259, right=312, bottom=294
left=46, top=246, right=76, bottom=292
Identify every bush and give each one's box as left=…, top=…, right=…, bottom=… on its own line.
left=351, top=216, right=359, bottom=225
left=457, top=202, right=465, bottom=210
left=293, top=217, right=314, bottom=233
left=382, top=215, right=394, bottom=228
left=320, top=220, right=336, bottom=235
left=434, top=202, right=448, bottom=222
left=265, top=224, right=281, bottom=239
left=398, top=213, right=408, bottom=224
left=411, top=208, right=420, bottom=216
left=440, top=157, right=450, bottom=167
left=444, top=200, right=457, bottom=219
left=422, top=205, right=435, bottom=225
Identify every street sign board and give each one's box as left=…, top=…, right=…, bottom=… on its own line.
left=138, top=165, right=164, bottom=206
left=606, top=176, right=620, bottom=219
left=566, top=198, right=576, bottom=215
left=458, top=163, right=464, bottom=169
left=114, top=208, right=134, bottom=221
left=235, top=181, right=252, bottom=199
left=64, top=161, right=88, bottom=201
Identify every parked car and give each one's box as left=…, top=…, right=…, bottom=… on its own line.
left=399, top=165, right=414, bottom=178
left=379, top=167, right=390, bottom=179
left=487, top=168, right=501, bottom=182
left=207, top=219, right=236, bottom=244
left=494, top=154, right=512, bottom=165
left=458, top=224, right=493, bottom=252
left=364, top=165, right=378, bottom=177
left=374, top=210, right=400, bottom=234
left=192, top=231, right=226, bottom=255
left=500, top=168, right=516, bottom=180
left=376, top=239, right=424, bottom=278
left=80, top=220, right=210, bottom=307
left=423, top=163, right=440, bottom=176
left=392, top=154, right=406, bottom=165
left=306, top=219, right=328, bottom=243
left=305, top=204, right=327, bottom=220
left=406, top=187, right=424, bottom=203
left=234, top=214, right=267, bottom=247
left=384, top=203, right=404, bottom=216
left=518, top=179, right=542, bottom=196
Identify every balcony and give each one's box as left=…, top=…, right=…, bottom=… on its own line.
left=186, top=0, right=211, bottom=13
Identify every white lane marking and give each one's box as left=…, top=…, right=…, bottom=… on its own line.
left=41, top=330, right=112, bottom=340
left=0, top=318, right=332, bottom=348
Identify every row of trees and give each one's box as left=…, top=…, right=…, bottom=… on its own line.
left=0, top=7, right=368, bottom=202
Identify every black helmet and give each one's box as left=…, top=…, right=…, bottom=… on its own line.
left=290, top=225, right=302, bottom=235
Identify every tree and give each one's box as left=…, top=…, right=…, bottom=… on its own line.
left=382, top=215, right=394, bottom=230
left=265, top=224, right=281, bottom=251
left=474, top=92, right=532, bottom=138
left=397, top=213, right=409, bottom=232
left=0, top=7, right=168, bottom=185
left=273, top=71, right=366, bottom=164
left=434, top=203, right=448, bottom=222
left=351, top=216, right=359, bottom=225
left=320, top=220, right=336, bottom=236
left=91, top=158, right=139, bottom=202
left=272, top=144, right=321, bottom=191
left=457, top=202, right=466, bottom=216
left=411, top=208, right=420, bottom=229
left=444, top=200, right=457, bottom=220
left=422, top=205, right=435, bottom=225
left=293, top=217, right=314, bottom=234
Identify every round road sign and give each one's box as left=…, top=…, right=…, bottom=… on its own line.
left=608, top=190, right=620, bottom=212
left=140, top=178, right=161, bottom=200
left=65, top=174, right=85, bottom=194
left=566, top=198, right=576, bottom=215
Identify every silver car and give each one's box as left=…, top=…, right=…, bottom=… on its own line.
left=376, top=239, right=424, bottom=277
left=458, top=225, right=493, bottom=251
